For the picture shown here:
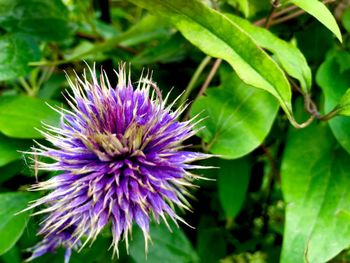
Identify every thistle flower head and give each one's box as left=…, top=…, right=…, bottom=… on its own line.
left=25, top=64, right=209, bottom=261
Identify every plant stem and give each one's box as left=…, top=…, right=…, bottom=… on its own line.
left=255, top=0, right=336, bottom=26
left=289, top=77, right=340, bottom=123
left=254, top=4, right=298, bottom=26
left=264, top=0, right=280, bottom=29
left=19, top=77, right=34, bottom=96
left=290, top=115, right=315, bottom=129
left=271, top=9, right=306, bottom=26
left=197, top=58, right=222, bottom=98
left=178, top=56, right=211, bottom=106
left=183, top=58, right=222, bottom=120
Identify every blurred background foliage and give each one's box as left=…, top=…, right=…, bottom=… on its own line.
left=0, top=0, right=350, bottom=262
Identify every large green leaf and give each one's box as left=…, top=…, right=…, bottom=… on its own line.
left=128, top=0, right=293, bottom=120
left=227, top=14, right=312, bottom=93
left=218, top=158, right=251, bottom=219
left=0, top=34, right=40, bottom=81
left=281, top=122, right=350, bottom=263
left=0, top=0, right=71, bottom=41
left=0, top=134, right=32, bottom=167
left=0, top=95, right=60, bottom=139
left=0, top=192, right=34, bottom=255
left=287, top=0, right=342, bottom=42
left=190, top=68, right=279, bottom=159
left=316, top=50, right=350, bottom=154
left=129, top=222, right=199, bottom=263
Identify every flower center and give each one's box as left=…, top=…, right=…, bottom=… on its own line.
left=89, top=123, right=146, bottom=162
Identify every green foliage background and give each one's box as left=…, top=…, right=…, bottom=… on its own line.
left=0, top=0, right=350, bottom=262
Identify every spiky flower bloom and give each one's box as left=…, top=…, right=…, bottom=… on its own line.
left=25, top=65, right=209, bottom=262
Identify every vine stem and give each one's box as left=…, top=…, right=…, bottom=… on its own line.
left=183, top=58, right=222, bottom=120
left=289, top=115, right=315, bottom=129
left=264, top=0, right=280, bottom=29
left=271, top=9, right=306, bottom=26
left=197, top=58, right=222, bottom=98
left=19, top=77, right=34, bottom=96
left=289, top=77, right=339, bottom=124
left=178, top=56, right=211, bottom=106
left=254, top=0, right=336, bottom=26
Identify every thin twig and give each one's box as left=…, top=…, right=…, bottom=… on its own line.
left=264, top=0, right=280, bottom=29
left=178, top=56, right=212, bottom=106
left=183, top=59, right=222, bottom=120
left=255, top=0, right=336, bottom=26
left=270, top=9, right=306, bottom=26
left=254, top=4, right=298, bottom=26
left=19, top=77, right=34, bottom=96
left=197, top=59, right=222, bottom=98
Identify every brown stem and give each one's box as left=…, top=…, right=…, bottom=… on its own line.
left=270, top=9, right=306, bottom=26
left=254, top=4, right=298, bottom=26
left=264, top=0, right=280, bottom=29
left=197, top=59, right=222, bottom=98
left=183, top=59, right=222, bottom=120
left=255, top=0, right=336, bottom=27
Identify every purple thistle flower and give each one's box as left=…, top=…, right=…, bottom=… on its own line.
left=24, top=64, right=210, bottom=261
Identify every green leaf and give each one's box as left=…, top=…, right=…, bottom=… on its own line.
left=0, top=136, right=23, bottom=167
left=0, top=34, right=40, bottom=81
left=226, top=14, right=312, bottom=93
left=316, top=50, right=350, bottom=154
left=129, top=222, right=199, bottom=263
left=0, top=161, right=23, bottom=183
left=0, top=0, right=72, bottom=41
left=39, top=73, right=66, bottom=100
left=197, top=217, right=226, bottom=262
left=190, top=68, right=279, bottom=159
left=287, top=0, right=342, bottom=42
left=0, top=192, right=34, bottom=255
left=128, top=0, right=293, bottom=120
left=218, top=158, right=251, bottom=219
left=197, top=228, right=226, bottom=262
left=131, top=33, right=188, bottom=65
left=0, top=246, right=21, bottom=263
left=341, top=8, right=350, bottom=33
left=70, top=236, right=113, bottom=263
left=119, top=15, right=171, bottom=47
left=0, top=134, right=32, bottom=167
left=59, top=15, right=171, bottom=63
left=0, top=95, right=60, bottom=139
left=334, top=88, right=350, bottom=116
left=281, top=122, right=350, bottom=263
